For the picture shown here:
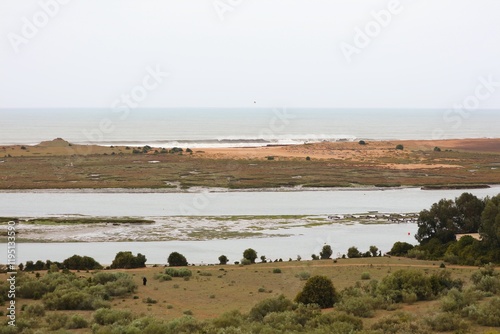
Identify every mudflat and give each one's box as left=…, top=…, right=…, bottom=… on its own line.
left=1, top=138, right=499, bottom=189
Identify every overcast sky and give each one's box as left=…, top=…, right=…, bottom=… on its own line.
left=1, top=0, right=499, bottom=109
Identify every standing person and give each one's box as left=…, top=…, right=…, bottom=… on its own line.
left=143, top=277, right=147, bottom=286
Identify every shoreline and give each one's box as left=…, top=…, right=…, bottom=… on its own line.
left=0, top=184, right=495, bottom=194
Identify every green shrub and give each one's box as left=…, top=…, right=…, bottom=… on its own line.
left=168, top=252, right=188, bottom=266
left=296, top=271, right=311, bottom=281
left=471, top=264, right=500, bottom=294
left=218, top=255, right=229, bottom=265
left=248, top=295, right=295, bottom=322
left=66, top=314, right=89, bottom=329
left=241, top=258, right=252, bottom=265
left=110, top=251, right=146, bottom=269
left=425, top=312, right=470, bottom=332
left=402, top=291, right=417, bottom=304
left=243, top=248, right=258, bottom=263
left=165, top=268, right=192, bottom=278
left=212, top=310, right=244, bottom=329
left=154, top=273, right=173, bottom=281
left=305, top=312, right=363, bottom=332
left=24, top=303, right=45, bottom=317
left=361, top=272, right=371, bottom=280
left=144, top=297, right=158, bottom=304
left=390, top=241, right=414, bottom=256
left=337, top=295, right=377, bottom=317
left=440, top=288, right=479, bottom=313
left=377, top=269, right=432, bottom=303
left=407, top=248, right=428, bottom=260
left=18, top=279, right=51, bottom=299
left=396, top=144, right=404, bottom=150
left=295, top=276, right=338, bottom=309
left=371, top=312, right=429, bottom=334
left=199, top=271, right=212, bottom=277
left=473, top=297, right=500, bottom=326
left=93, top=308, right=134, bottom=326
left=90, top=272, right=137, bottom=297
left=273, top=268, right=282, bottom=274
left=63, top=254, right=102, bottom=270
left=43, top=289, right=107, bottom=310
left=320, top=245, right=333, bottom=259
left=45, top=313, right=69, bottom=331
left=347, top=246, right=361, bottom=258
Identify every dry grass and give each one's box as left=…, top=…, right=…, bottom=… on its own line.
left=5, top=257, right=481, bottom=323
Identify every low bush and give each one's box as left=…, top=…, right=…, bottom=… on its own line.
left=471, top=264, right=500, bottom=294
left=371, top=312, right=430, bottom=334
left=165, top=268, right=192, bottom=278
left=273, top=268, right=282, bottom=274
left=93, top=308, right=134, bottom=326
left=425, top=312, right=470, bottom=332
left=45, top=313, right=69, bottom=331
left=296, top=271, right=311, bottom=281
left=211, top=310, right=244, bottom=329
left=66, top=314, right=89, bottom=329
left=248, top=295, right=295, bottom=322
left=337, top=295, right=378, bottom=317
left=440, top=288, right=479, bottom=313
left=43, top=288, right=108, bottom=310
left=241, top=258, right=252, bottom=266
left=24, top=303, right=45, bottom=317
left=472, top=297, right=500, bottom=326
left=154, top=273, right=173, bottom=281
left=361, top=272, right=371, bottom=280
left=377, top=269, right=460, bottom=303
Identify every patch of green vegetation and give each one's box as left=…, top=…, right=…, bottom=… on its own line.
left=207, top=215, right=309, bottom=221
left=20, top=217, right=155, bottom=225
left=186, top=230, right=265, bottom=239
left=0, top=217, right=19, bottom=224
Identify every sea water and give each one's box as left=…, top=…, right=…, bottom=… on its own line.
left=1, top=108, right=498, bottom=146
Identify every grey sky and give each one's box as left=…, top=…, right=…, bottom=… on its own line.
left=1, top=0, right=499, bottom=108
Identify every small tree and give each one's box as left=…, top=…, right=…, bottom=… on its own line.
left=168, top=252, right=188, bottom=267
left=390, top=242, right=414, bottom=256
left=111, top=252, right=146, bottom=269
left=320, top=245, right=333, bottom=259
left=63, top=255, right=102, bottom=270
left=243, top=248, right=258, bottom=264
left=396, top=144, right=404, bottom=150
left=260, top=255, right=267, bottom=263
left=369, top=246, right=379, bottom=257
left=295, top=275, right=338, bottom=308
left=358, top=140, right=366, bottom=145
left=347, top=247, right=362, bottom=258
left=218, top=255, right=228, bottom=265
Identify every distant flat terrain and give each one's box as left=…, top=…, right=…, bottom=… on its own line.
left=1, top=138, right=499, bottom=189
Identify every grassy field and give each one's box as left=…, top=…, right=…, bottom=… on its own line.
left=4, top=257, right=500, bottom=333
left=1, top=139, right=499, bottom=189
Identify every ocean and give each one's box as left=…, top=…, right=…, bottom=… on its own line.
left=1, top=109, right=499, bottom=147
